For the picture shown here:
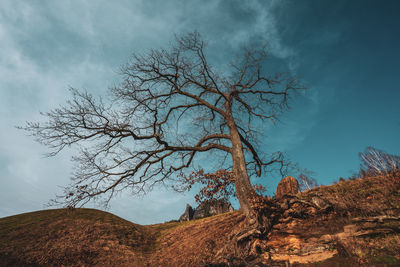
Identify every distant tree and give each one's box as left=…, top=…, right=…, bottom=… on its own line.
left=297, top=173, right=318, bottom=191
left=359, top=147, right=400, bottom=175
left=21, top=32, right=302, bottom=219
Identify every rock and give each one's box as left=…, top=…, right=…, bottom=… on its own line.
left=352, top=215, right=400, bottom=223
left=354, top=228, right=393, bottom=237
left=179, top=204, right=194, bottom=221
left=193, top=199, right=234, bottom=220
left=179, top=199, right=234, bottom=221
left=249, top=238, right=268, bottom=257
left=310, top=196, right=330, bottom=209
left=276, top=176, right=299, bottom=199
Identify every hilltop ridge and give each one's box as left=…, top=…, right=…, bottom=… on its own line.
left=1, top=172, right=400, bottom=266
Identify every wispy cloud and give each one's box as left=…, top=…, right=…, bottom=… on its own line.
left=0, top=0, right=311, bottom=223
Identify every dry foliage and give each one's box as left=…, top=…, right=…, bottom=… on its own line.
left=179, top=169, right=235, bottom=203
left=180, top=168, right=267, bottom=205
left=303, top=171, right=400, bottom=217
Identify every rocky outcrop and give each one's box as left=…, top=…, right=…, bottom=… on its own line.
left=267, top=211, right=400, bottom=265
left=179, top=204, right=195, bottom=221
left=276, top=176, right=298, bottom=198
left=179, top=199, right=233, bottom=222
left=193, top=199, right=234, bottom=220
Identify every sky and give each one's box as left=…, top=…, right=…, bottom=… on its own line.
left=1, top=0, right=399, bottom=224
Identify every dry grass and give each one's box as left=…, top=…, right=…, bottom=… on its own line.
left=0, top=208, right=156, bottom=266
left=300, top=171, right=400, bottom=217
left=0, top=172, right=399, bottom=266
left=149, top=211, right=245, bottom=266
left=288, top=172, right=400, bottom=266
left=0, top=208, right=245, bottom=267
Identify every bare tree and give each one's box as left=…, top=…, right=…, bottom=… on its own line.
left=359, top=147, right=400, bottom=175
left=297, top=173, right=318, bottom=191
left=22, top=32, right=302, bottom=217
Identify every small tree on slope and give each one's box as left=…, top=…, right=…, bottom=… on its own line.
left=22, top=32, right=302, bottom=219
left=359, top=147, right=400, bottom=175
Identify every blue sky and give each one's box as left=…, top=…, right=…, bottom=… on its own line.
left=1, top=0, right=399, bottom=224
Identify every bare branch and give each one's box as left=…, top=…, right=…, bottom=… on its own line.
left=22, top=32, right=304, bottom=212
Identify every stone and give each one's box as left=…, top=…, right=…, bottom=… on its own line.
left=279, top=199, right=289, bottom=210
left=179, top=203, right=194, bottom=221
left=310, top=197, right=330, bottom=209
left=179, top=199, right=234, bottom=221
left=193, top=199, right=234, bottom=220
left=276, top=176, right=299, bottom=199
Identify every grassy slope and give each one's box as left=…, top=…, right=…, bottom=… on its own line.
left=0, top=208, right=245, bottom=266
left=0, top=208, right=156, bottom=266
left=148, top=211, right=245, bottom=266
left=1, top=173, right=400, bottom=266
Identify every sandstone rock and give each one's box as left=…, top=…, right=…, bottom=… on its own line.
left=193, top=199, right=234, bottom=220
left=279, top=199, right=289, bottom=210
left=352, top=215, right=400, bottom=223
left=310, top=196, right=330, bottom=210
left=276, top=176, right=299, bottom=199
left=179, top=199, right=234, bottom=221
left=179, top=203, right=194, bottom=221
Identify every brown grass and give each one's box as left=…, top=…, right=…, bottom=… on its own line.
left=148, top=211, right=245, bottom=266
left=1, top=172, right=399, bottom=266
left=0, top=208, right=245, bottom=267
left=287, top=172, right=400, bottom=266
left=0, top=208, right=155, bottom=266
left=300, top=171, right=400, bottom=217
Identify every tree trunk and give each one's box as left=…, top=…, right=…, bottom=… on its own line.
left=227, top=116, right=255, bottom=217
left=225, top=106, right=273, bottom=260
left=232, top=150, right=255, bottom=217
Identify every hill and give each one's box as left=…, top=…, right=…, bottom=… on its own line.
left=0, top=207, right=246, bottom=266
left=0, top=208, right=156, bottom=266
left=1, top=172, right=400, bottom=266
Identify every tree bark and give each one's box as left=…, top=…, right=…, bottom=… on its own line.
left=226, top=113, right=255, bottom=216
